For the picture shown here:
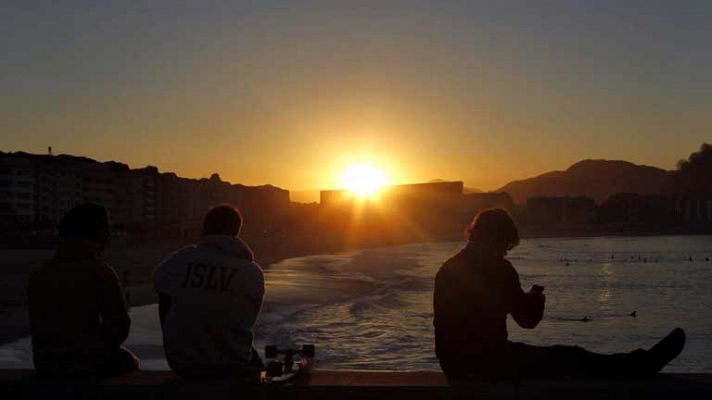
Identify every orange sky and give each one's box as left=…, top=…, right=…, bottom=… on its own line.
left=2, top=2, right=710, bottom=197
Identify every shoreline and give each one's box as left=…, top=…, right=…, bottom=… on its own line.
left=2, top=232, right=710, bottom=346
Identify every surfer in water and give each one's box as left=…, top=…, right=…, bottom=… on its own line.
left=433, top=209, right=686, bottom=382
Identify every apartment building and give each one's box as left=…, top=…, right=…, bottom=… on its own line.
left=0, top=152, right=290, bottom=235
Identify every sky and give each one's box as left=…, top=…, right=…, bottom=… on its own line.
left=1, top=1, right=711, bottom=195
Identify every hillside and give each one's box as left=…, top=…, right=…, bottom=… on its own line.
left=497, top=159, right=670, bottom=204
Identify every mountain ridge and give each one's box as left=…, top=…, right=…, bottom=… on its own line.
left=496, top=159, right=670, bottom=204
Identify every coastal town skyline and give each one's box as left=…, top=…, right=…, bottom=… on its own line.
left=0, top=144, right=705, bottom=200
left=0, top=143, right=712, bottom=211
left=0, top=145, right=699, bottom=203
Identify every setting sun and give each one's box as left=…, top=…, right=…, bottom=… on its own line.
left=341, top=164, right=389, bottom=197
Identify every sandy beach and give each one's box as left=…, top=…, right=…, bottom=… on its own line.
left=0, top=237, right=325, bottom=346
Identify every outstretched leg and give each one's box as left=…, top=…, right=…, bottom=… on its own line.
left=507, top=328, right=686, bottom=379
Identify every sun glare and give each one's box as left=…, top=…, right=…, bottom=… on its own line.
left=341, top=164, right=389, bottom=197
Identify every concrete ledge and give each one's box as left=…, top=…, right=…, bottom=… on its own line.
left=2, top=369, right=712, bottom=399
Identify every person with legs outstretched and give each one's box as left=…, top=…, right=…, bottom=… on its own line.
left=433, top=209, right=685, bottom=382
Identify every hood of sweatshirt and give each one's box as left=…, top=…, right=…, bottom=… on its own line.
left=197, top=235, right=254, bottom=261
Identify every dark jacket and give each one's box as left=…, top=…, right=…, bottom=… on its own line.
left=28, top=239, right=130, bottom=375
left=433, top=245, right=544, bottom=363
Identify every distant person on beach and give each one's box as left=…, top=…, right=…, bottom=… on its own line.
left=433, top=209, right=685, bottom=382
left=154, top=205, right=264, bottom=378
left=28, top=203, right=139, bottom=377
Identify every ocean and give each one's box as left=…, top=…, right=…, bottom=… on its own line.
left=1, top=235, right=711, bottom=372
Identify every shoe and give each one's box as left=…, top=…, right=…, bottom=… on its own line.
left=645, top=328, right=686, bottom=375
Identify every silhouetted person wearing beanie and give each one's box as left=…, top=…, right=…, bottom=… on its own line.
left=154, top=205, right=264, bottom=378
left=433, top=209, right=685, bottom=382
left=28, top=203, right=139, bottom=378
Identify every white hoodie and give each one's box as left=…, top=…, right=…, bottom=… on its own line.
left=153, top=235, right=264, bottom=375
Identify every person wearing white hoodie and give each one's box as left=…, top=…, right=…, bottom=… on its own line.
left=154, top=205, right=264, bottom=378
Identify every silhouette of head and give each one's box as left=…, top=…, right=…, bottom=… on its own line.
left=59, top=203, right=111, bottom=247
left=466, top=209, right=519, bottom=256
left=203, top=205, right=242, bottom=237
